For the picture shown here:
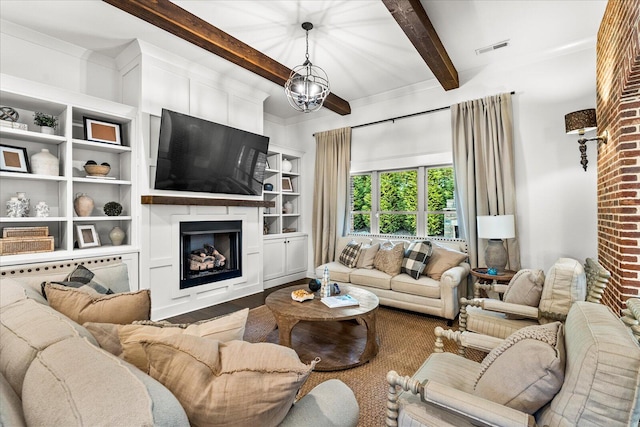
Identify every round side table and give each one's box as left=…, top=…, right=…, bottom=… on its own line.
left=470, top=268, right=516, bottom=298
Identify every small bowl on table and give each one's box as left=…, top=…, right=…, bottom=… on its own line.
left=84, top=164, right=111, bottom=177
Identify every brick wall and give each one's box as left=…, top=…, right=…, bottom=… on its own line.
left=596, top=0, right=640, bottom=314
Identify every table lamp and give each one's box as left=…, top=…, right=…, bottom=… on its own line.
left=477, top=215, right=515, bottom=273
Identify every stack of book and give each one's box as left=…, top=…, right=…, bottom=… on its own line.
left=321, top=294, right=359, bottom=308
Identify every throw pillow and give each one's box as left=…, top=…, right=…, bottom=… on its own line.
left=84, top=308, right=249, bottom=373
left=141, top=334, right=315, bottom=427
left=422, top=242, right=467, bottom=280
left=356, top=243, right=380, bottom=269
left=401, top=241, right=433, bottom=280
left=474, top=322, right=565, bottom=414
left=373, top=242, right=405, bottom=276
left=40, top=264, right=114, bottom=299
left=338, top=241, right=362, bottom=268
left=503, top=269, right=545, bottom=319
left=538, top=258, right=586, bottom=323
left=43, top=283, right=150, bottom=324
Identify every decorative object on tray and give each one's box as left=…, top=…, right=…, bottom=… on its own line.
left=76, top=224, right=100, bottom=248
left=282, top=176, right=293, bottom=192
left=30, top=148, right=59, bottom=176
left=0, top=106, right=19, bottom=122
left=263, top=182, right=273, bottom=191
left=487, top=267, right=498, bottom=275
left=291, top=289, right=315, bottom=302
left=189, top=244, right=226, bottom=271
left=0, top=226, right=53, bottom=255
left=74, top=193, right=94, bottom=217
left=33, top=112, right=58, bottom=134
left=282, top=158, right=292, bottom=173
left=83, top=116, right=122, bottom=145
left=103, top=201, right=123, bottom=216
left=108, top=226, right=125, bottom=246
left=0, top=143, right=30, bottom=173
left=321, top=294, right=359, bottom=308
left=35, top=201, right=50, bottom=217
left=283, top=200, right=293, bottom=214
left=84, top=160, right=111, bottom=177
left=308, top=278, right=321, bottom=293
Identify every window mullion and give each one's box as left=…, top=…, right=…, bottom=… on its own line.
left=371, top=171, right=380, bottom=234
left=417, top=166, right=426, bottom=236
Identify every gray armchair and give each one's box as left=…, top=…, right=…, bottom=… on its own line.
left=386, top=301, right=640, bottom=427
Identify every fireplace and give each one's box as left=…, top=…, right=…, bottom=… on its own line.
left=180, top=220, right=242, bottom=289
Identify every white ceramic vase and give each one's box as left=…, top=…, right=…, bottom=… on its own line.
left=30, top=149, right=58, bottom=176
left=35, top=201, right=50, bottom=217
left=40, top=126, right=55, bottom=135
left=73, top=193, right=94, bottom=217
left=283, top=200, right=293, bottom=214
left=109, top=226, right=125, bottom=246
left=281, top=158, right=292, bottom=173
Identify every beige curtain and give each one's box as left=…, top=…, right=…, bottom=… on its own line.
left=451, top=92, right=520, bottom=278
left=312, top=127, right=352, bottom=267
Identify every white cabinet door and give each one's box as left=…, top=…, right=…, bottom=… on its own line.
left=285, top=235, right=307, bottom=274
left=263, top=237, right=287, bottom=281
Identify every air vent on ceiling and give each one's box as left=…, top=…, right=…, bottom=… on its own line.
left=475, top=40, right=510, bottom=55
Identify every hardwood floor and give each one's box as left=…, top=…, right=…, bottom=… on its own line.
left=165, top=278, right=308, bottom=323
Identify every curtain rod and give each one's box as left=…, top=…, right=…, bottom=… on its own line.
left=312, top=91, right=516, bottom=136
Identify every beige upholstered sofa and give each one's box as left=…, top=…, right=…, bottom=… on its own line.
left=0, top=257, right=359, bottom=427
left=316, top=235, right=470, bottom=322
left=386, top=301, right=640, bottom=426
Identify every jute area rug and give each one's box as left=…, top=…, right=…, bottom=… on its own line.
left=243, top=305, right=485, bottom=427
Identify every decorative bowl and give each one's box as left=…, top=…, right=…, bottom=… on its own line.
left=84, top=164, right=111, bottom=176
left=291, top=289, right=314, bottom=302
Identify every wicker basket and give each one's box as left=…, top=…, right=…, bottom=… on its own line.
left=2, top=226, right=49, bottom=238
left=0, top=236, right=54, bottom=255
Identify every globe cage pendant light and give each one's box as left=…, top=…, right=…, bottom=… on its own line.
left=284, top=22, right=330, bottom=113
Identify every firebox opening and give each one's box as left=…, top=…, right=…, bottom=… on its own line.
left=180, top=220, right=242, bottom=289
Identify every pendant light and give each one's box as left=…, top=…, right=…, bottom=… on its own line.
left=284, top=22, right=330, bottom=113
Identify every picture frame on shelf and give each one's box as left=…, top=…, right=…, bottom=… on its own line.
left=76, top=224, right=101, bottom=248
left=83, top=117, right=122, bottom=145
left=0, top=144, right=30, bottom=173
left=282, top=176, right=293, bottom=192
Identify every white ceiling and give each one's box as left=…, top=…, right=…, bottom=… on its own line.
left=0, top=0, right=607, bottom=120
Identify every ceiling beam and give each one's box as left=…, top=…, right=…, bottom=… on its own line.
left=382, top=0, right=459, bottom=90
left=103, top=0, right=351, bottom=115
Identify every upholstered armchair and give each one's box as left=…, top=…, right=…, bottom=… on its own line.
left=458, top=258, right=609, bottom=345
left=385, top=302, right=640, bottom=427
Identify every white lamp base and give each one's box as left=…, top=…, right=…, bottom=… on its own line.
left=485, top=239, right=508, bottom=273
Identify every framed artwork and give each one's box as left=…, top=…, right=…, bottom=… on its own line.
left=76, top=224, right=101, bottom=248
left=83, top=117, right=122, bottom=145
left=0, top=144, right=30, bottom=173
left=282, top=176, right=293, bottom=192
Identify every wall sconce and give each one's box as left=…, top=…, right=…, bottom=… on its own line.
left=564, top=108, right=609, bottom=171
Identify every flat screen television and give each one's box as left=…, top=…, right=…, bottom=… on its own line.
left=154, top=109, right=270, bottom=196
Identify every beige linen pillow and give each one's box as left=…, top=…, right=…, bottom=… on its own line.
left=422, top=243, right=467, bottom=280
left=356, top=243, right=380, bottom=269
left=141, top=334, right=314, bottom=427
left=474, top=322, right=565, bottom=414
left=538, top=258, right=586, bottom=322
left=503, top=269, right=545, bottom=319
left=84, top=308, right=249, bottom=372
left=373, top=242, right=404, bottom=276
left=44, top=283, right=150, bottom=324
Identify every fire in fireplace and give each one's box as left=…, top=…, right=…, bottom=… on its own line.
left=180, top=220, right=242, bottom=289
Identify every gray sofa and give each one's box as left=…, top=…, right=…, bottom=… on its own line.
left=316, top=235, right=470, bottom=321
left=0, top=257, right=359, bottom=427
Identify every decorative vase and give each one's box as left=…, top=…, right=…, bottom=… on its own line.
left=263, top=183, right=273, bottom=191
left=40, top=126, right=55, bottom=135
left=108, top=226, right=125, bottom=246
left=281, top=158, right=292, bottom=173
left=6, top=197, right=21, bottom=218
left=30, top=149, right=59, bottom=176
left=74, top=193, right=94, bottom=217
left=283, top=200, right=293, bottom=214
left=35, top=201, right=50, bottom=217
left=16, top=192, right=29, bottom=217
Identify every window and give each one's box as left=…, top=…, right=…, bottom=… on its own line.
left=350, top=166, right=457, bottom=237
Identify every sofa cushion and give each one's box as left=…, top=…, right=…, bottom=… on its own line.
left=350, top=268, right=392, bottom=290
left=44, top=283, right=150, bottom=324
left=356, top=243, right=380, bottom=269
left=538, top=258, right=586, bottom=322
left=423, top=243, right=467, bottom=280
left=465, top=305, right=539, bottom=339
left=503, top=269, right=545, bottom=319
left=316, top=261, right=354, bottom=283
left=401, top=241, right=433, bottom=280
left=391, top=274, right=441, bottom=299
left=0, top=279, right=28, bottom=308
left=0, top=373, right=26, bottom=427
left=141, top=334, right=314, bottom=427
left=474, top=322, right=565, bottom=414
left=0, top=298, right=98, bottom=395
left=338, top=240, right=362, bottom=268
left=84, top=308, right=249, bottom=372
left=22, top=337, right=157, bottom=427
left=373, top=241, right=405, bottom=276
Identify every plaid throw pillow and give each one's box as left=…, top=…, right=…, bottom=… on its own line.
left=41, top=264, right=113, bottom=300
left=401, top=241, right=433, bottom=280
left=338, top=241, right=363, bottom=268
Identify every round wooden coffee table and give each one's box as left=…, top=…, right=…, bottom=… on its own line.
left=265, top=285, right=379, bottom=371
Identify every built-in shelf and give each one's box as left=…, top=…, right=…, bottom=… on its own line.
left=141, top=195, right=275, bottom=208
